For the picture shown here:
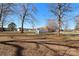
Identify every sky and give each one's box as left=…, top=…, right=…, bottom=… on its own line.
left=5, top=3, right=79, bottom=29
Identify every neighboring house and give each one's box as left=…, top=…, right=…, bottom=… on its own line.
left=2, top=28, right=10, bottom=31
left=38, top=25, right=57, bottom=33
left=38, top=26, right=48, bottom=33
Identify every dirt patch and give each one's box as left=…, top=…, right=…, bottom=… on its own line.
left=0, top=33, right=78, bottom=56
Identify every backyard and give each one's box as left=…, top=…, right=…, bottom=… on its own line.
left=0, top=3, right=79, bottom=56
left=0, top=32, right=79, bottom=56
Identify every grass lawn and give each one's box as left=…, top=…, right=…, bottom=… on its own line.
left=0, top=32, right=79, bottom=56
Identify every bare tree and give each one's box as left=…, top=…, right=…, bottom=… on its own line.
left=75, top=15, right=79, bottom=31
left=16, top=4, right=37, bottom=33
left=49, top=3, right=71, bottom=36
left=0, top=3, right=14, bottom=32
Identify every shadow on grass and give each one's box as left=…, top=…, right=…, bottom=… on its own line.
left=0, top=41, right=24, bottom=56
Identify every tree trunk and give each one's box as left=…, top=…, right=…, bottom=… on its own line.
left=58, top=20, right=61, bottom=36
left=57, top=3, right=61, bottom=36
left=0, top=4, right=3, bottom=32
left=21, top=21, right=24, bottom=33
left=1, top=22, right=3, bottom=32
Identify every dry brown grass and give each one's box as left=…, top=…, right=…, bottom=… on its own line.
left=0, top=32, right=79, bottom=56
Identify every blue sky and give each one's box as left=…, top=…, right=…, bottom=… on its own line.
left=5, top=3, right=79, bottom=29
